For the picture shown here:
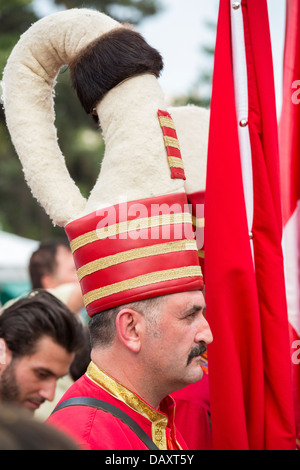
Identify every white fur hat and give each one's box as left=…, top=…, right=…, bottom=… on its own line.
left=2, top=8, right=208, bottom=316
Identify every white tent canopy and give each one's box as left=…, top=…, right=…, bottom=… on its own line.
left=0, top=230, right=39, bottom=282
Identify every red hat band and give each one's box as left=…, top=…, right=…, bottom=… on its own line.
left=188, top=190, right=205, bottom=280
left=65, top=192, right=203, bottom=317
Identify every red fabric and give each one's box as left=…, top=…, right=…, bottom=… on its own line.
left=65, top=192, right=203, bottom=316
left=157, top=110, right=186, bottom=180
left=205, top=0, right=295, bottom=449
left=66, top=193, right=187, bottom=240
left=171, top=372, right=212, bottom=450
left=47, top=373, right=187, bottom=450
left=289, top=323, right=300, bottom=450
left=279, top=0, right=300, bottom=226
left=188, top=190, right=205, bottom=280
left=278, top=0, right=300, bottom=450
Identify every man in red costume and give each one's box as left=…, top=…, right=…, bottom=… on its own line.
left=47, top=291, right=212, bottom=450
left=3, top=8, right=213, bottom=450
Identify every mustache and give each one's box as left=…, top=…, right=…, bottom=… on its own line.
left=187, top=341, right=207, bottom=366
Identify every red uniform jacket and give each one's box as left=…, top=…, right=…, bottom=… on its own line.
left=47, top=362, right=188, bottom=450
left=171, top=372, right=212, bottom=450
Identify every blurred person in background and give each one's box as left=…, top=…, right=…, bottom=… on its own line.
left=0, top=404, right=79, bottom=450
left=29, top=238, right=85, bottom=319
left=35, top=323, right=91, bottom=422
left=28, top=239, right=90, bottom=421
left=0, top=290, right=84, bottom=413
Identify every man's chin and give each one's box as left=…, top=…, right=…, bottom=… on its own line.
left=189, top=361, right=204, bottom=382
left=23, top=399, right=44, bottom=412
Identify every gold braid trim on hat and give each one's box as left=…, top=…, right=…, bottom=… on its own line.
left=192, top=215, right=204, bottom=228
left=157, top=115, right=176, bottom=130
left=167, top=156, right=185, bottom=170
left=77, top=239, right=197, bottom=281
left=83, top=265, right=202, bottom=307
left=163, top=135, right=180, bottom=150
left=70, top=212, right=193, bottom=253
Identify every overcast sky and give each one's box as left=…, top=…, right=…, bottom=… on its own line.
left=33, top=0, right=286, bottom=109
left=138, top=0, right=286, bottom=110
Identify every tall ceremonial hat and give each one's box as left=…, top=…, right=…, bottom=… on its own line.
left=2, top=8, right=207, bottom=317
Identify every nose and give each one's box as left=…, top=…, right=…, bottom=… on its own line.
left=39, top=379, right=57, bottom=402
left=195, top=317, right=213, bottom=345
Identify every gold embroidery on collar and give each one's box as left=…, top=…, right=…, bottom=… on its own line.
left=86, top=362, right=169, bottom=450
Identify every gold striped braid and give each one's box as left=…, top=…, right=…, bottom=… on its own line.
left=83, top=266, right=202, bottom=307
left=70, top=212, right=193, bottom=253
left=167, top=156, right=185, bottom=170
left=192, top=216, right=204, bottom=228
left=77, top=239, right=197, bottom=281
left=158, top=115, right=176, bottom=130
left=163, top=135, right=181, bottom=150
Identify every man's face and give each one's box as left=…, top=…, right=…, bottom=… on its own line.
left=142, top=290, right=213, bottom=393
left=0, top=336, right=74, bottom=412
left=53, top=245, right=78, bottom=286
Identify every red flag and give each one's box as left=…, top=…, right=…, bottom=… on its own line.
left=205, top=0, right=295, bottom=449
left=278, top=0, right=300, bottom=450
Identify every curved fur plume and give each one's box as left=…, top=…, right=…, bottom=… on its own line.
left=2, top=8, right=184, bottom=226
left=69, top=27, right=164, bottom=121
left=2, top=9, right=120, bottom=226
left=2, top=9, right=207, bottom=315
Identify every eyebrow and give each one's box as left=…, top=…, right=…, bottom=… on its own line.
left=182, top=304, right=206, bottom=317
left=34, top=367, right=62, bottom=379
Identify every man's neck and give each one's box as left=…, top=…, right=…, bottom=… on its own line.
left=91, top=349, right=166, bottom=409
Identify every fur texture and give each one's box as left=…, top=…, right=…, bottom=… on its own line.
left=2, top=8, right=208, bottom=229
left=83, top=74, right=184, bottom=215
left=2, top=9, right=120, bottom=226
left=69, top=28, right=164, bottom=121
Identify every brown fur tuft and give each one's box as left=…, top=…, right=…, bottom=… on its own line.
left=69, top=27, right=164, bottom=121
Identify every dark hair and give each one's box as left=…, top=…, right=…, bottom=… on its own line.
left=89, top=296, right=166, bottom=349
left=69, top=27, right=163, bottom=123
left=0, top=290, right=84, bottom=358
left=69, top=327, right=91, bottom=381
left=88, top=307, right=119, bottom=349
left=29, top=238, right=70, bottom=288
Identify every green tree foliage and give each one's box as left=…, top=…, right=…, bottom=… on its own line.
left=0, top=0, right=162, bottom=240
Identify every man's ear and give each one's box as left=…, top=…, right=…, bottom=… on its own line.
left=0, top=339, right=7, bottom=365
left=41, top=274, right=56, bottom=289
left=115, top=308, right=144, bottom=353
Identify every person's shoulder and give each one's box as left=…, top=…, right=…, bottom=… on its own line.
left=47, top=397, right=148, bottom=450
left=47, top=380, right=149, bottom=450
left=87, top=408, right=149, bottom=450
left=47, top=402, right=97, bottom=450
